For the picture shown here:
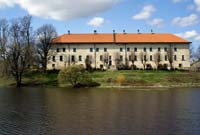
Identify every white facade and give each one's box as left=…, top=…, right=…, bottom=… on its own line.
left=47, top=43, right=190, bottom=70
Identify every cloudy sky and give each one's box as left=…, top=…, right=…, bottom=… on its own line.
left=0, top=0, right=200, bottom=48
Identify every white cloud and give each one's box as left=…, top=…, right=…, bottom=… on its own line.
left=176, top=30, right=200, bottom=41
left=172, top=14, right=198, bottom=27
left=0, top=0, right=118, bottom=20
left=87, top=17, right=105, bottom=27
left=187, top=4, right=195, bottom=10
left=148, top=18, right=164, bottom=28
left=0, top=0, right=15, bottom=7
left=194, top=0, right=200, bottom=11
left=132, top=5, right=156, bottom=20
left=195, top=35, right=200, bottom=41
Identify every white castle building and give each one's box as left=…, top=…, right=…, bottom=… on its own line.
left=47, top=31, right=191, bottom=70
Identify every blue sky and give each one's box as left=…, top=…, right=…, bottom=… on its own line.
left=0, top=0, right=200, bottom=48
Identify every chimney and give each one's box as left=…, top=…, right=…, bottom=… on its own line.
left=151, top=29, right=154, bottom=34
left=123, top=29, right=126, bottom=34
left=94, top=30, right=97, bottom=34
left=113, top=29, right=116, bottom=42
left=137, top=29, right=141, bottom=34
left=68, top=30, right=71, bottom=35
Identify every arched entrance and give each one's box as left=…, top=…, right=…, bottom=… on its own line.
left=146, top=64, right=153, bottom=70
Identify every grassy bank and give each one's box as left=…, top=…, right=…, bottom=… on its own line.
left=91, top=70, right=200, bottom=87
left=0, top=70, right=200, bottom=88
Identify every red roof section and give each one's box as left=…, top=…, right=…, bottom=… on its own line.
left=52, top=33, right=190, bottom=44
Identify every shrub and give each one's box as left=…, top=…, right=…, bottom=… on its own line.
left=58, top=65, right=100, bottom=87
left=116, top=74, right=126, bottom=86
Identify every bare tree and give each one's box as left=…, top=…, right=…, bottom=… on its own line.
left=114, top=52, right=121, bottom=69
left=7, top=17, right=31, bottom=87
left=36, top=24, right=57, bottom=72
left=0, top=18, right=9, bottom=76
left=166, top=46, right=174, bottom=70
left=0, top=18, right=8, bottom=60
left=129, top=51, right=135, bottom=70
left=195, top=45, right=200, bottom=61
left=103, top=52, right=109, bottom=69
left=154, top=51, right=161, bottom=70
left=20, top=15, right=35, bottom=67
left=190, top=44, right=195, bottom=62
left=85, top=55, right=92, bottom=71
left=140, top=51, right=147, bottom=69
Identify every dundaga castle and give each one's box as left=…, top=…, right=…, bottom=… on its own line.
left=47, top=31, right=191, bottom=70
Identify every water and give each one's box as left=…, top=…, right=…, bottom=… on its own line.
left=0, top=87, right=200, bottom=135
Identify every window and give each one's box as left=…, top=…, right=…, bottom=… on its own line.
left=174, top=55, right=177, bottom=61
left=129, top=55, right=132, bottom=61
left=90, top=48, right=93, bottom=52
left=60, top=56, right=63, bottom=62
left=150, top=48, right=153, bottom=52
left=144, top=55, right=147, bottom=61
left=96, top=48, right=99, bottom=52
left=52, top=64, right=55, bottom=68
left=158, top=55, right=161, bottom=61
left=52, top=56, right=55, bottom=62
left=134, top=48, right=137, bottom=52
left=127, top=48, right=130, bottom=52
left=174, top=47, right=177, bottom=52
left=100, top=55, right=103, bottom=61
left=86, top=55, right=90, bottom=60
left=57, top=48, right=59, bottom=52
left=71, top=55, right=75, bottom=62
left=164, top=48, right=167, bottom=52
left=144, top=48, right=146, bottom=52
left=120, top=48, right=123, bottom=52
left=73, top=48, right=76, bottom=52
left=79, top=55, right=82, bottom=61
left=135, top=56, right=137, bottom=61
left=120, top=55, right=123, bottom=61
left=104, top=48, right=107, bottom=52
left=63, top=48, right=66, bottom=52
left=165, top=55, right=168, bottom=61
left=150, top=55, right=153, bottom=61
left=179, top=64, right=182, bottom=68
left=182, top=55, right=185, bottom=61
left=109, top=56, right=112, bottom=60
left=158, top=48, right=161, bottom=52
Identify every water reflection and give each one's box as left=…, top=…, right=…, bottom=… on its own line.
left=0, top=88, right=200, bottom=135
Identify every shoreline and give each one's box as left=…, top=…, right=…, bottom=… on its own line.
left=0, top=70, right=200, bottom=89
left=1, top=82, right=200, bottom=89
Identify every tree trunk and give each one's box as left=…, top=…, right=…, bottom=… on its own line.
left=16, top=80, right=21, bottom=87
left=16, top=75, right=22, bottom=87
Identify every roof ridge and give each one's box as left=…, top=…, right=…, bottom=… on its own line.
left=61, top=33, right=173, bottom=35
left=52, top=33, right=191, bottom=44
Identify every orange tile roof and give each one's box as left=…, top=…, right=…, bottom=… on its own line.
left=52, top=34, right=113, bottom=43
left=52, top=33, right=190, bottom=44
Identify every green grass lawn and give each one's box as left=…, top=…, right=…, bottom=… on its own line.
left=90, top=70, right=200, bottom=87
left=0, top=70, right=200, bottom=87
